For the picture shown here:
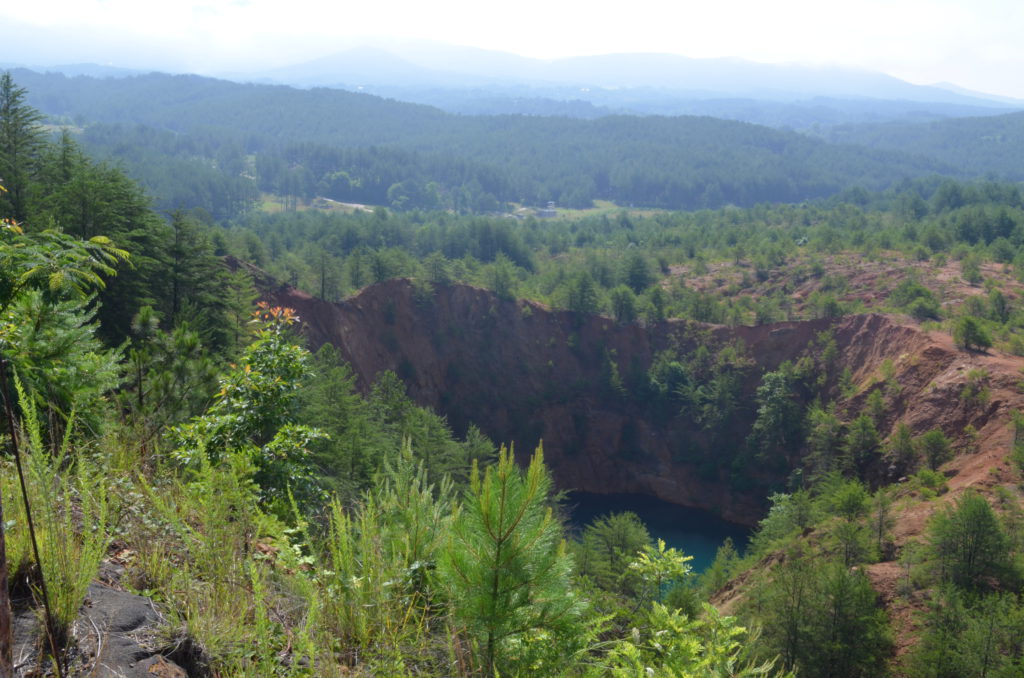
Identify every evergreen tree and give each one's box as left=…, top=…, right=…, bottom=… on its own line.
left=574, top=511, right=651, bottom=594
left=750, top=557, right=890, bottom=677
left=952, top=315, right=992, bottom=352
left=623, top=251, right=653, bottom=294
left=0, top=72, right=45, bottom=222
left=566, top=271, right=600, bottom=315
left=164, top=211, right=233, bottom=353
left=748, top=367, right=803, bottom=467
left=929, top=490, right=1012, bottom=590
left=609, top=284, right=638, bottom=324
left=806, top=405, right=843, bottom=478
left=121, top=305, right=218, bottom=451
left=844, top=414, right=880, bottom=471
left=918, top=428, right=953, bottom=470
left=440, top=446, right=585, bottom=675
left=888, top=422, right=917, bottom=472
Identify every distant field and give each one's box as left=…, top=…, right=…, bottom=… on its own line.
left=549, top=199, right=666, bottom=220
left=258, top=195, right=665, bottom=219
left=257, top=193, right=374, bottom=214
left=512, top=199, right=667, bottom=220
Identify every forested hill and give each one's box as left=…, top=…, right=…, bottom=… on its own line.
left=822, top=111, right=1024, bottom=179
left=14, top=68, right=960, bottom=217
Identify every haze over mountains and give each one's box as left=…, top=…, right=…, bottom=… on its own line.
left=5, top=39, right=1022, bottom=129
left=249, top=41, right=1010, bottom=103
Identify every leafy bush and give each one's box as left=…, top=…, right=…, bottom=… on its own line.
left=172, top=304, right=325, bottom=513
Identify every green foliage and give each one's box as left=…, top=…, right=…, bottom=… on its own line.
left=566, top=270, right=600, bottom=315
left=1012, top=410, right=1024, bottom=474
left=805, top=405, right=844, bottom=478
left=918, top=428, right=953, bottom=470
left=1, top=291, right=122, bottom=436
left=748, top=491, right=819, bottom=557
left=5, top=376, right=111, bottom=639
left=960, top=367, right=990, bottom=406
left=647, top=338, right=752, bottom=442
left=888, top=422, right=917, bottom=472
left=907, top=587, right=1024, bottom=678
left=439, top=445, right=586, bottom=675
left=0, top=71, right=46, bottom=222
left=141, top=430, right=293, bottom=672
left=747, top=557, right=891, bottom=677
left=120, top=305, right=219, bottom=451
left=574, top=511, right=651, bottom=595
left=960, top=254, right=983, bottom=285
left=871, top=489, right=895, bottom=558
left=909, top=467, right=949, bottom=498
left=629, top=538, right=694, bottom=605
left=362, top=369, right=495, bottom=487
left=623, top=252, right=654, bottom=294
left=172, top=304, right=326, bottom=512
left=844, top=414, right=880, bottom=471
left=865, top=387, right=886, bottom=425
left=827, top=477, right=870, bottom=522
left=748, top=366, right=804, bottom=467
left=0, top=227, right=128, bottom=313
left=299, top=344, right=385, bottom=498
left=699, top=537, right=741, bottom=596
left=163, top=211, right=237, bottom=354
left=928, top=490, right=1014, bottom=591
left=484, top=252, right=518, bottom=301
left=952, top=314, right=992, bottom=351
left=18, top=70, right=1024, bottom=677
left=889, top=276, right=941, bottom=320
left=605, top=603, right=789, bottom=677
left=319, top=443, right=453, bottom=663
left=609, top=284, right=638, bottom=324
left=0, top=214, right=128, bottom=436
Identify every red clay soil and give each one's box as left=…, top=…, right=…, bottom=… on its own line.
left=671, top=251, right=1022, bottom=320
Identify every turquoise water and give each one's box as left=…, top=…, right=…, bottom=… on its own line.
left=567, top=492, right=751, bottom=573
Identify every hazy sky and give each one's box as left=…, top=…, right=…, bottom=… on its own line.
left=3, top=0, right=1023, bottom=98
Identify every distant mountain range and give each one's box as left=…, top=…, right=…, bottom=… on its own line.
left=242, top=40, right=1013, bottom=105
left=4, top=38, right=1022, bottom=130
left=225, top=41, right=1023, bottom=127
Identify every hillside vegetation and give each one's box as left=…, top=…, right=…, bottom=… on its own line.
left=3, top=71, right=1024, bottom=677
left=15, top=68, right=963, bottom=219
left=822, top=111, right=1024, bottom=179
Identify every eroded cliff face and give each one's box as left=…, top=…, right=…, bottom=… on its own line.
left=261, top=278, right=1024, bottom=525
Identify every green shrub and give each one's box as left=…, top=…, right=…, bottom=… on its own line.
left=952, top=315, right=992, bottom=352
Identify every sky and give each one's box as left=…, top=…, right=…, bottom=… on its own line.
left=3, top=0, right=1024, bottom=98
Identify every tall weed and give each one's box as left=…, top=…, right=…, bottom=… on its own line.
left=319, top=442, right=451, bottom=669
left=5, top=374, right=110, bottom=636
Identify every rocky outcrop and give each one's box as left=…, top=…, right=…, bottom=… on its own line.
left=13, top=582, right=188, bottom=677
left=262, top=278, right=1024, bottom=525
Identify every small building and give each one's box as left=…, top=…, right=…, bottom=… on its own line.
left=536, top=201, right=557, bottom=218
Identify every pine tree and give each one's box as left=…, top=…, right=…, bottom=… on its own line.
left=440, top=445, right=584, bottom=675
left=0, top=73, right=45, bottom=223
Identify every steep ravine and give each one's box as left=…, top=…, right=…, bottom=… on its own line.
left=261, top=278, right=1024, bottom=526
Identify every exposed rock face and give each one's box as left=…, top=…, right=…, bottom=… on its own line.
left=262, top=278, right=1024, bottom=526
left=13, top=583, right=188, bottom=678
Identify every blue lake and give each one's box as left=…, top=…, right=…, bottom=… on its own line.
left=567, top=492, right=752, bottom=573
